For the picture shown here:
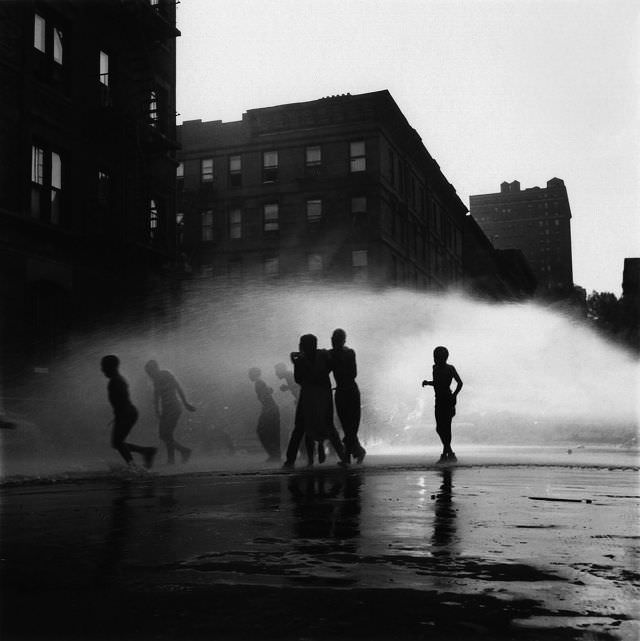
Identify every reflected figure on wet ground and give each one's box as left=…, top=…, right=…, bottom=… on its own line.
left=144, top=360, right=195, bottom=465
left=291, top=334, right=348, bottom=467
left=248, top=367, right=281, bottom=462
left=422, top=346, right=463, bottom=463
left=432, top=468, right=456, bottom=555
left=101, top=355, right=157, bottom=469
left=288, top=470, right=362, bottom=542
left=330, top=328, right=366, bottom=465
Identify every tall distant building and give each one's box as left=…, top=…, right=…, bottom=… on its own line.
left=469, top=179, right=574, bottom=295
left=0, top=0, right=179, bottom=387
left=176, top=91, right=467, bottom=290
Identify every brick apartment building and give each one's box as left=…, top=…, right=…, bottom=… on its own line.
left=0, top=0, right=179, bottom=390
left=469, top=179, right=574, bottom=295
left=176, top=91, right=468, bottom=290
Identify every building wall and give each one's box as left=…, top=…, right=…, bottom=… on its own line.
left=0, top=0, right=179, bottom=384
left=469, top=178, right=574, bottom=295
left=462, top=215, right=536, bottom=300
left=177, top=91, right=467, bottom=291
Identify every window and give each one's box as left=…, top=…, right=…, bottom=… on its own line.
left=50, top=152, right=61, bottom=224
left=176, top=212, right=184, bottom=246
left=31, top=144, right=63, bottom=225
left=263, top=203, right=279, bottom=232
left=306, top=199, right=322, bottom=223
left=201, top=158, right=213, bottom=183
left=350, top=141, right=365, bottom=172
left=31, top=145, right=44, bottom=186
left=97, top=170, right=111, bottom=205
left=351, top=196, right=366, bottom=214
left=34, top=14, right=45, bottom=51
left=229, top=208, right=242, bottom=239
left=308, top=254, right=323, bottom=273
left=33, top=13, right=64, bottom=82
left=148, top=90, right=158, bottom=127
left=53, top=27, right=63, bottom=64
left=306, top=146, right=321, bottom=166
left=176, top=162, right=184, bottom=179
left=149, top=199, right=158, bottom=240
left=228, top=155, right=242, bottom=187
left=352, top=250, right=368, bottom=267
left=264, top=256, right=279, bottom=277
left=98, top=51, right=110, bottom=105
left=201, top=210, right=213, bottom=241
left=99, top=51, right=109, bottom=86
left=263, top=150, right=278, bottom=182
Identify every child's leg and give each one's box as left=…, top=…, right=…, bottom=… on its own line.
left=305, top=435, right=315, bottom=465
left=437, top=416, right=453, bottom=455
left=112, top=432, right=133, bottom=463
left=160, top=414, right=179, bottom=463
left=327, top=428, right=347, bottom=464
left=111, top=420, right=134, bottom=463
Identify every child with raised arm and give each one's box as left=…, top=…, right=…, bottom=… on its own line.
left=422, top=346, right=463, bottom=463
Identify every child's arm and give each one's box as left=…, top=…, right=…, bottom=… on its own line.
left=153, top=387, right=161, bottom=417
left=174, top=377, right=196, bottom=412
left=451, top=367, right=463, bottom=398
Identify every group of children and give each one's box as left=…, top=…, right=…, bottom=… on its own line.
left=100, top=355, right=195, bottom=470
left=248, top=329, right=367, bottom=468
left=101, top=338, right=463, bottom=470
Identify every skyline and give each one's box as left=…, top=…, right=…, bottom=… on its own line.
left=175, top=0, right=639, bottom=295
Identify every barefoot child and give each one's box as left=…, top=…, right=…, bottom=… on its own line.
left=248, top=367, right=281, bottom=462
left=101, top=355, right=157, bottom=469
left=421, top=346, right=463, bottom=463
left=144, top=360, right=195, bottom=465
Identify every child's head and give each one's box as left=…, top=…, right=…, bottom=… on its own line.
left=274, top=362, right=288, bottom=378
left=101, top=354, right=120, bottom=377
left=144, top=359, right=160, bottom=378
left=433, top=346, right=449, bottom=365
left=299, top=334, right=318, bottom=357
left=331, top=328, right=346, bottom=349
left=248, top=367, right=261, bottom=382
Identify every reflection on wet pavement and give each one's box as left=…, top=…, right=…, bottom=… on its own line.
left=1, top=465, right=638, bottom=640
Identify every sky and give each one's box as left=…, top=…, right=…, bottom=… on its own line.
left=175, top=0, right=639, bottom=295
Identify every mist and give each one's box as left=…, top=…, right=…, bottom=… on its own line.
left=2, top=283, right=638, bottom=473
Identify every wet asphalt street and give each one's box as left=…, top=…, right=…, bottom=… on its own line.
left=1, top=461, right=638, bottom=640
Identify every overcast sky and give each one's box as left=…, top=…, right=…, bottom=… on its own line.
left=176, top=0, right=638, bottom=295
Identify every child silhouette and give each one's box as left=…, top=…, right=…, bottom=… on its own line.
left=422, top=346, right=463, bottom=463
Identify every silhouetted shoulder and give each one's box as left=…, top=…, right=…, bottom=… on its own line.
left=159, top=370, right=177, bottom=386
left=107, top=374, right=133, bottom=411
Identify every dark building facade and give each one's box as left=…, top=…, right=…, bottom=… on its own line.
left=469, top=178, right=574, bottom=296
left=621, top=258, right=640, bottom=349
left=462, top=215, right=536, bottom=300
left=176, top=91, right=467, bottom=290
left=622, top=258, right=640, bottom=300
left=0, top=0, right=179, bottom=388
